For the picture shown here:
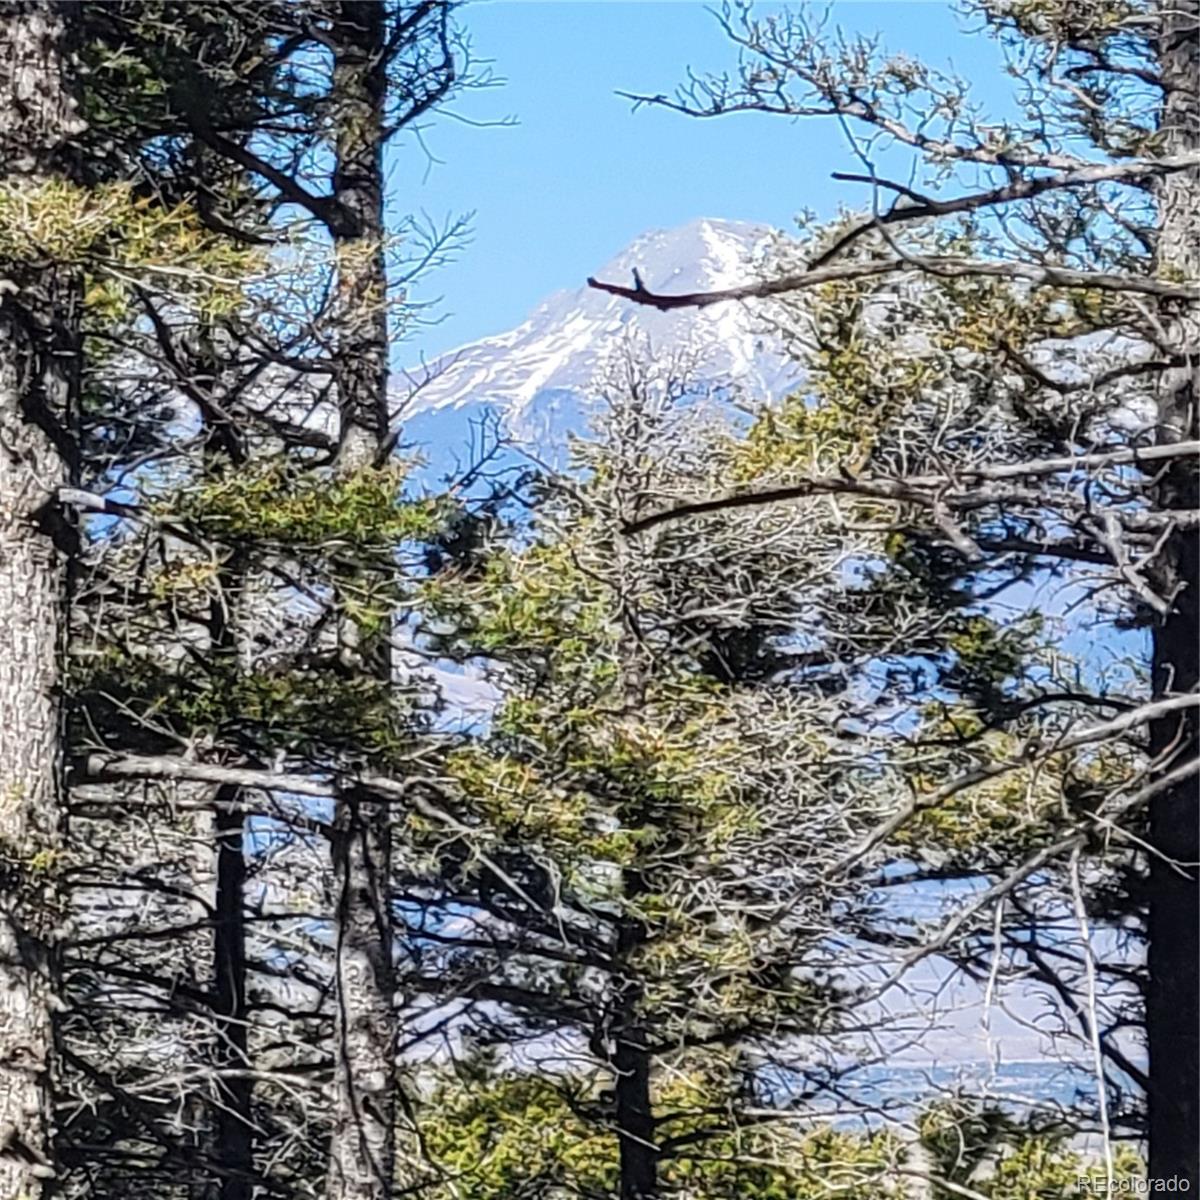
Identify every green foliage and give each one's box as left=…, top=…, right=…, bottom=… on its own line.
left=424, top=540, right=612, bottom=657
left=919, top=1099, right=1144, bottom=1198
left=732, top=277, right=918, bottom=482
left=175, top=460, right=444, bottom=550
left=895, top=750, right=1067, bottom=857
left=78, top=646, right=419, bottom=766
left=421, top=532, right=777, bottom=881
left=412, top=1075, right=618, bottom=1200
left=0, top=179, right=258, bottom=315
left=408, top=1068, right=903, bottom=1200
left=422, top=525, right=771, bottom=868
left=728, top=239, right=1139, bottom=498
left=944, top=612, right=1045, bottom=711
left=995, top=0, right=1147, bottom=46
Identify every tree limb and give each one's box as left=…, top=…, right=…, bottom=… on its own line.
left=624, top=441, right=1200, bottom=533
left=588, top=253, right=1199, bottom=311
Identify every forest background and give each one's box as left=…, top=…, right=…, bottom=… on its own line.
left=0, top=2, right=1196, bottom=1200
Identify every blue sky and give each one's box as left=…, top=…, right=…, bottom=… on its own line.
left=389, top=1, right=1012, bottom=364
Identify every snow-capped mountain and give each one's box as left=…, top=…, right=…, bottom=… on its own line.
left=398, top=218, right=799, bottom=456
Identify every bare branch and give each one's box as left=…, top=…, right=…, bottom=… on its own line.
left=624, top=441, right=1200, bottom=533
left=814, top=152, right=1200, bottom=270
left=589, top=253, right=1199, bottom=311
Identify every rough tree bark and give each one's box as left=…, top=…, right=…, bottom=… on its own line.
left=324, top=5, right=398, bottom=1200
left=1147, top=0, right=1199, bottom=1184
left=0, top=2, right=82, bottom=1194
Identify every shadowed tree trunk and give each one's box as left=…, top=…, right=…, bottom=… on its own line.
left=199, top=308, right=255, bottom=1200
left=612, top=544, right=658, bottom=1200
left=0, top=2, right=82, bottom=1194
left=612, top=971, right=656, bottom=1200
left=1147, top=0, right=1199, bottom=1184
left=212, top=784, right=252, bottom=1200
left=209, top=547, right=252, bottom=1200
left=324, top=5, right=397, bottom=1200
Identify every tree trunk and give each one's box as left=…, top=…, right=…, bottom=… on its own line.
left=613, top=1031, right=656, bottom=1200
left=1147, top=0, right=1200, bottom=1185
left=199, top=316, right=255, bottom=1200
left=328, top=788, right=395, bottom=1200
left=324, top=6, right=397, bottom=1200
left=213, top=786, right=253, bottom=1200
left=608, top=523, right=659, bottom=1200
left=0, top=4, right=82, bottom=1195
left=329, top=0, right=390, bottom=474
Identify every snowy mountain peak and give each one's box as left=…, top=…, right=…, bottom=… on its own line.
left=399, top=218, right=798, bottom=448
left=595, top=216, right=772, bottom=294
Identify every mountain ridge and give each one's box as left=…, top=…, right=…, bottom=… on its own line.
left=398, top=217, right=800, bottom=451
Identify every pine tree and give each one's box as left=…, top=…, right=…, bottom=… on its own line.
left=36, top=4, right=464, bottom=1194
left=403, top=356, right=901, bottom=1199
left=588, top=0, right=1199, bottom=1180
